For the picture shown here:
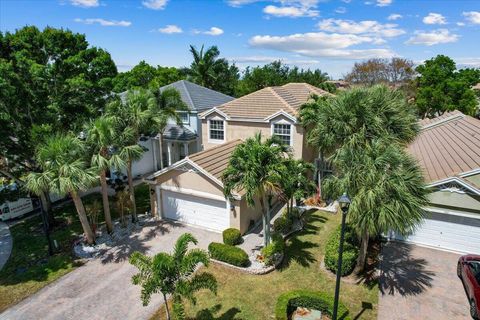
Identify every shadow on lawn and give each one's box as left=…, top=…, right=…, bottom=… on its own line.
left=192, top=304, right=242, bottom=320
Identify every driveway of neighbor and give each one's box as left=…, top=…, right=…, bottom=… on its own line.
left=378, top=242, right=469, bottom=320
left=0, top=220, right=221, bottom=320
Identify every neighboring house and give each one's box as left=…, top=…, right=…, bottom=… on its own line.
left=391, top=111, right=480, bottom=254
left=145, top=140, right=278, bottom=233
left=119, top=80, right=234, bottom=179
left=199, top=83, right=330, bottom=162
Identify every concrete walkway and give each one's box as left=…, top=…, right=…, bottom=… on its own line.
left=0, top=222, right=12, bottom=270
left=0, top=220, right=221, bottom=320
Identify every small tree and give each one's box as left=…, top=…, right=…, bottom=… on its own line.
left=116, top=189, right=132, bottom=228
left=129, top=233, right=217, bottom=320
left=85, top=200, right=102, bottom=234
left=280, top=159, right=315, bottom=215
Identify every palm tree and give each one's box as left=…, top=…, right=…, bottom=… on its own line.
left=129, top=233, right=217, bottom=320
left=25, top=134, right=97, bottom=244
left=86, top=115, right=124, bottom=233
left=280, top=159, right=315, bottom=215
left=189, top=45, right=221, bottom=88
left=222, top=133, right=289, bottom=246
left=151, top=87, right=188, bottom=170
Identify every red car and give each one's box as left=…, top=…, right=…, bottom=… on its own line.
left=458, top=255, right=480, bottom=319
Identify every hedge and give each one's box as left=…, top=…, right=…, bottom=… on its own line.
left=275, top=290, right=351, bottom=320
left=208, top=242, right=249, bottom=267
left=324, top=224, right=359, bottom=276
left=222, top=228, right=242, bottom=245
left=261, top=232, right=285, bottom=266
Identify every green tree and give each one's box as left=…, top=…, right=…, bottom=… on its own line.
left=300, top=85, right=426, bottom=271
left=415, top=55, right=480, bottom=118
left=129, top=233, right=217, bottom=320
left=222, top=133, right=288, bottom=246
left=25, top=134, right=97, bottom=244
left=280, top=159, right=315, bottom=215
left=85, top=115, right=124, bottom=233
left=151, top=87, right=188, bottom=170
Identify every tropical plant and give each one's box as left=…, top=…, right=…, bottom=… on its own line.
left=85, top=200, right=102, bottom=234
left=222, top=133, right=289, bottom=246
left=279, top=158, right=315, bottom=215
left=151, top=87, right=188, bottom=170
left=86, top=115, right=124, bottom=233
left=129, top=233, right=217, bottom=320
left=25, top=134, right=97, bottom=244
left=116, top=189, right=132, bottom=228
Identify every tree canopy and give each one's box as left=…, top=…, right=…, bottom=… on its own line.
left=344, top=58, right=415, bottom=86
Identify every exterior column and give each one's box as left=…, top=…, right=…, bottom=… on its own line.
left=184, top=142, right=189, bottom=157
left=152, top=138, right=158, bottom=171
left=167, top=142, right=172, bottom=166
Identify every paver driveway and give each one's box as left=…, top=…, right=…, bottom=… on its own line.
left=0, top=220, right=221, bottom=320
left=378, top=242, right=470, bottom=320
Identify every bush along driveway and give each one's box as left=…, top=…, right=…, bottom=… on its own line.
left=151, top=210, right=379, bottom=320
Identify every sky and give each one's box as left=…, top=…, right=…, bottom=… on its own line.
left=1, top=0, right=480, bottom=79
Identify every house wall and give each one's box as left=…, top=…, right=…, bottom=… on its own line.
left=428, top=190, right=480, bottom=214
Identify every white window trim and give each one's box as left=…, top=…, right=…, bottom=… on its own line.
left=208, top=117, right=226, bottom=144
left=271, top=119, right=293, bottom=146
left=177, top=111, right=190, bottom=125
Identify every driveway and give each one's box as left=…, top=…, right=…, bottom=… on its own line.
left=378, top=242, right=469, bottom=320
left=0, top=220, right=221, bottom=320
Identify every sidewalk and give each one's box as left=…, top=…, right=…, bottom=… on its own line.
left=0, top=222, right=12, bottom=271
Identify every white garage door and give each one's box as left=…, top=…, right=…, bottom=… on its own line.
left=395, top=211, right=480, bottom=254
left=161, top=190, right=229, bottom=232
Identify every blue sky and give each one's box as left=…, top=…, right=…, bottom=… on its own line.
left=1, top=0, right=479, bottom=78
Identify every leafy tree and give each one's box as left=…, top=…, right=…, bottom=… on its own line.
left=222, top=133, right=289, bottom=246
left=116, top=189, right=131, bottom=228
left=25, top=134, right=97, bottom=244
left=235, top=60, right=331, bottom=96
left=300, top=85, right=426, bottom=271
left=129, top=233, right=217, bottom=320
left=415, top=55, right=480, bottom=118
left=280, top=159, right=315, bottom=215
left=85, top=115, right=124, bottom=233
left=0, top=26, right=116, bottom=219
left=151, top=88, right=188, bottom=170
left=344, top=58, right=415, bottom=85
left=188, top=45, right=239, bottom=96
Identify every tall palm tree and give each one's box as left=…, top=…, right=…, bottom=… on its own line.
left=129, top=233, right=217, bottom=320
left=280, top=159, right=315, bottom=215
left=151, top=87, right=188, bottom=170
left=86, top=115, right=124, bottom=233
left=222, top=133, right=289, bottom=246
left=189, top=45, right=221, bottom=88
left=25, top=134, right=97, bottom=244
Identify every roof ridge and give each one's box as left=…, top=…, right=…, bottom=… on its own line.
left=268, top=87, right=298, bottom=114
left=421, top=112, right=466, bottom=131
left=188, top=139, right=242, bottom=160
left=180, top=80, right=195, bottom=109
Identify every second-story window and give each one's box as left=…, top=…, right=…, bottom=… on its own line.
left=177, top=111, right=189, bottom=124
left=209, top=119, right=224, bottom=141
left=273, top=123, right=291, bottom=146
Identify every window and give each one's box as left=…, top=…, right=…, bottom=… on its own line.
left=273, top=123, right=291, bottom=146
left=209, top=120, right=224, bottom=141
left=177, top=111, right=189, bottom=124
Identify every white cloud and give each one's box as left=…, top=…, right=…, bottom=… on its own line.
left=263, top=5, right=318, bottom=17
left=463, top=11, right=480, bottom=24
left=249, top=32, right=396, bottom=59
left=341, top=0, right=352, bottom=3
left=229, top=56, right=320, bottom=65
left=376, top=0, right=392, bottom=7
left=157, top=25, right=182, bottom=34
left=423, top=13, right=447, bottom=25
left=74, top=18, right=131, bottom=27
left=70, top=0, right=99, bottom=7
left=405, top=29, right=458, bottom=46
left=227, top=0, right=258, bottom=7
left=457, top=22, right=465, bottom=27
left=456, top=57, right=480, bottom=68
left=317, top=19, right=405, bottom=38
left=193, top=27, right=224, bottom=36
left=387, top=14, right=402, bottom=21
left=335, top=7, right=347, bottom=14
left=142, top=0, right=168, bottom=10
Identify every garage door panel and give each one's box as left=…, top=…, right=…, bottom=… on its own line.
left=396, top=211, right=480, bottom=254
left=162, top=190, right=229, bottom=231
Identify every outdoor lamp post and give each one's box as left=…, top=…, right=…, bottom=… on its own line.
left=332, top=192, right=351, bottom=320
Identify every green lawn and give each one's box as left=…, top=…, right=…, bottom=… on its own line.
left=153, top=210, right=378, bottom=320
left=0, top=183, right=150, bottom=312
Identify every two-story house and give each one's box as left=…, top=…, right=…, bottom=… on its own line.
left=145, top=83, right=330, bottom=233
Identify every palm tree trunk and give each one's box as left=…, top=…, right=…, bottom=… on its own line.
left=163, top=293, right=171, bottom=320
left=355, top=230, right=369, bottom=273
left=100, top=170, right=113, bottom=233
left=259, top=194, right=270, bottom=246
left=158, top=133, right=164, bottom=170
left=40, top=191, right=55, bottom=227
left=71, top=191, right=95, bottom=245
left=290, top=197, right=294, bottom=213
left=127, top=159, right=137, bottom=222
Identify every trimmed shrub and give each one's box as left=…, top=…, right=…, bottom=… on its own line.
left=324, top=224, right=359, bottom=276
left=261, top=232, right=285, bottom=266
left=208, top=242, right=249, bottom=267
left=222, top=228, right=242, bottom=245
left=275, top=289, right=351, bottom=320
